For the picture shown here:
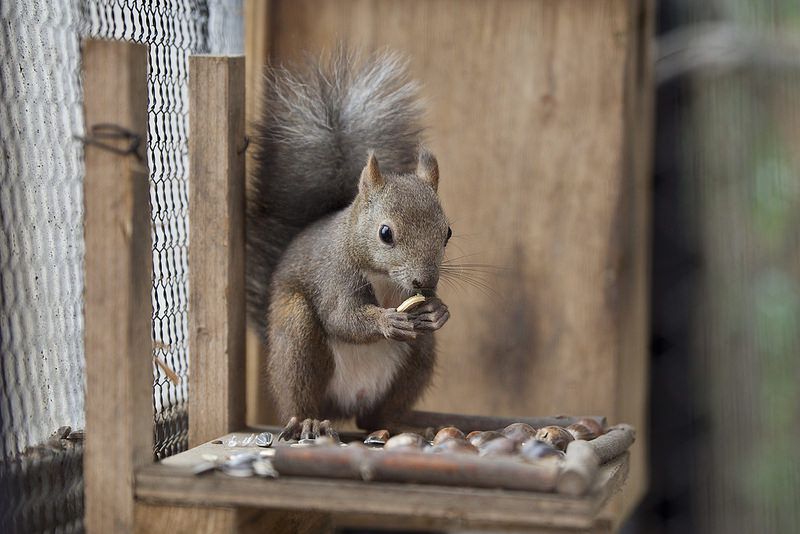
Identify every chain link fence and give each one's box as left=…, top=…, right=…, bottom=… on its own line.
left=1, top=1, right=243, bottom=532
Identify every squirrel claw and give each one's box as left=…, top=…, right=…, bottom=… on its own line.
left=381, top=310, right=417, bottom=341
left=277, top=416, right=300, bottom=441
left=278, top=417, right=339, bottom=442
left=409, top=299, right=450, bottom=332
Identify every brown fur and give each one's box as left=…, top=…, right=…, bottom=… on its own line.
left=264, top=152, right=450, bottom=428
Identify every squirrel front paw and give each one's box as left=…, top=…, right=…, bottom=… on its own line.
left=408, top=297, right=450, bottom=332
left=379, top=309, right=418, bottom=342
left=278, top=416, right=339, bottom=442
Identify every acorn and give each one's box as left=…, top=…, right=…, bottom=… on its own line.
left=364, top=429, right=390, bottom=447
left=466, top=430, right=505, bottom=448
left=433, top=426, right=466, bottom=445
left=466, top=430, right=482, bottom=442
left=534, top=426, right=574, bottom=451
left=427, top=439, right=479, bottom=455
left=501, top=422, right=537, bottom=443
left=576, top=418, right=605, bottom=437
left=384, top=432, right=427, bottom=450
left=478, top=436, right=518, bottom=457
left=520, top=439, right=565, bottom=462
left=566, top=423, right=595, bottom=441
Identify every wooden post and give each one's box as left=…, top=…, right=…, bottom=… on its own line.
left=83, top=39, right=152, bottom=534
left=137, top=54, right=265, bottom=534
left=244, top=0, right=278, bottom=427
left=188, top=55, right=247, bottom=447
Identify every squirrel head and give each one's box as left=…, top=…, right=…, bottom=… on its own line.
left=350, top=148, right=450, bottom=293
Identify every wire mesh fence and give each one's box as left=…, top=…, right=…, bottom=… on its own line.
left=1, top=0, right=243, bottom=532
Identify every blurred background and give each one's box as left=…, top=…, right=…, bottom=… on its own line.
left=628, top=1, right=800, bottom=533
left=1, top=0, right=799, bottom=533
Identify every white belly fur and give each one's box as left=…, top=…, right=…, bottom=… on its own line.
left=327, top=338, right=410, bottom=414
left=326, top=273, right=410, bottom=413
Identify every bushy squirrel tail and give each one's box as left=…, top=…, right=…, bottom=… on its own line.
left=246, top=48, right=424, bottom=337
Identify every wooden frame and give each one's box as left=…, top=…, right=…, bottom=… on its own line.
left=81, top=0, right=654, bottom=529
left=138, top=434, right=629, bottom=532
left=82, top=39, right=152, bottom=534
left=188, top=54, right=247, bottom=448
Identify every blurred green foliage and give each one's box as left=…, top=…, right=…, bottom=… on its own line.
left=675, top=1, right=800, bottom=531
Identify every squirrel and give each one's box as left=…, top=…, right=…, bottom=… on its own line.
left=246, top=50, right=451, bottom=440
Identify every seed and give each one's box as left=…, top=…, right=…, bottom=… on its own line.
left=520, top=439, right=565, bottom=462
left=466, top=430, right=505, bottom=448
left=432, top=426, right=465, bottom=445
left=397, top=293, right=426, bottom=312
left=255, top=432, right=274, bottom=448
left=566, top=423, right=595, bottom=441
left=384, top=432, right=427, bottom=450
left=427, top=440, right=478, bottom=455
left=534, top=426, right=574, bottom=451
left=576, top=418, right=605, bottom=437
left=253, top=459, right=279, bottom=478
left=478, top=436, right=518, bottom=457
left=364, top=429, right=390, bottom=446
left=501, top=423, right=537, bottom=443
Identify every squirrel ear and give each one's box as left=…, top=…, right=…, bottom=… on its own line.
left=416, top=147, right=439, bottom=192
left=359, top=151, right=384, bottom=194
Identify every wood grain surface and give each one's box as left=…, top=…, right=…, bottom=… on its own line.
left=82, top=39, right=152, bottom=534
left=138, top=439, right=629, bottom=531
left=188, top=55, right=247, bottom=447
left=243, top=0, right=277, bottom=427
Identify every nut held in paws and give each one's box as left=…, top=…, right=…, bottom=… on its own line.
left=396, top=293, right=426, bottom=312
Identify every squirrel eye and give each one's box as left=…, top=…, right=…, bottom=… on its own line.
left=445, top=226, right=452, bottom=245
left=379, top=224, right=394, bottom=245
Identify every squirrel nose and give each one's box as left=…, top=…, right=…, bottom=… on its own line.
left=411, top=272, right=438, bottom=291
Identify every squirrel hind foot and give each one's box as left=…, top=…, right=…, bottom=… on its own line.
left=277, top=417, right=339, bottom=443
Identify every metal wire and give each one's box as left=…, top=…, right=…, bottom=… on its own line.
left=1, top=1, right=243, bottom=532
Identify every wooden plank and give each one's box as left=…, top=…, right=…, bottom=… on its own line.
left=135, top=504, right=333, bottom=534
left=333, top=513, right=612, bottom=534
left=267, top=0, right=652, bottom=513
left=611, top=0, right=654, bottom=518
left=135, top=504, right=238, bottom=534
left=82, top=39, right=152, bottom=534
left=244, top=0, right=271, bottom=132
left=137, top=454, right=627, bottom=531
left=136, top=432, right=629, bottom=531
left=188, top=55, right=247, bottom=447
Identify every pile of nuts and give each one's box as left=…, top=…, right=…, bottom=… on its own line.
left=204, top=419, right=609, bottom=478
left=364, top=418, right=605, bottom=463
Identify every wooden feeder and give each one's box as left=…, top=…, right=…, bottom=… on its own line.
left=82, top=0, right=653, bottom=532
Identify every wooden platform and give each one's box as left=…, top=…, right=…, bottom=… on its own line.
left=135, top=432, right=629, bottom=532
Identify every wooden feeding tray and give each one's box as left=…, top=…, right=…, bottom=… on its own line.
left=135, top=411, right=633, bottom=531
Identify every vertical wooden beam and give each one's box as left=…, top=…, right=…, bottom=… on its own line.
left=611, top=0, right=655, bottom=521
left=244, top=0, right=278, bottom=426
left=83, top=39, right=152, bottom=534
left=188, top=55, right=247, bottom=447
left=244, top=0, right=271, bottom=131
